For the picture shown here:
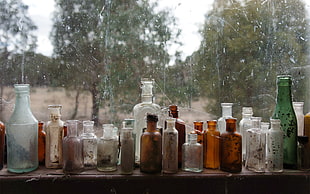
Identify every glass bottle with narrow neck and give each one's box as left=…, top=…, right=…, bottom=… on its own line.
left=0, top=121, right=4, bottom=170
left=218, top=103, right=233, bottom=134
left=120, top=126, right=134, bottom=174
left=272, top=75, right=297, bottom=169
left=297, top=136, right=310, bottom=170
left=80, top=120, right=97, bottom=169
left=6, top=84, right=38, bottom=173
left=182, top=133, right=203, bottom=172
left=293, top=102, right=304, bottom=136
left=204, top=120, right=220, bottom=169
left=239, top=107, right=253, bottom=163
left=38, top=121, right=46, bottom=165
left=163, top=118, right=178, bottom=173
left=192, top=121, right=204, bottom=145
left=133, top=78, right=161, bottom=164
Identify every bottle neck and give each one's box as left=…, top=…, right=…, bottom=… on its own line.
left=276, top=85, right=292, bottom=104
left=222, top=107, right=232, bottom=117
left=169, top=110, right=179, bottom=118
left=67, top=121, right=78, bottom=137
left=15, top=93, right=31, bottom=111
left=226, top=119, right=236, bottom=132
left=242, top=113, right=252, bottom=119
left=141, top=95, right=153, bottom=103
left=146, top=121, right=157, bottom=132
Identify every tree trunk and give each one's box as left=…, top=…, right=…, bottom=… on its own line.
left=70, top=89, right=80, bottom=119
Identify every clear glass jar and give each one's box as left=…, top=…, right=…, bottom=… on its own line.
left=182, top=133, right=203, bottom=173
left=218, top=103, right=233, bottom=134
left=80, top=120, right=97, bottom=169
left=163, top=118, right=178, bottom=173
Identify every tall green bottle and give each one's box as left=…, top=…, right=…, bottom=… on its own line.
left=272, top=75, right=297, bottom=169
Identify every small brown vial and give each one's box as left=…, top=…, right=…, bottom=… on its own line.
left=204, top=120, right=220, bottom=169
left=38, top=121, right=46, bottom=165
left=0, top=121, right=5, bottom=170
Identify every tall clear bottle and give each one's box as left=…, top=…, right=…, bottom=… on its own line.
left=80, top=120, right=97, bottom=169
left=163, top=118, right=178, bottom=174
left=218, top=103, right=233, bottom=134
left=266, top=119, right=283, bottom=172
left=133, top=78, right=161, bottom=164
left=0, top=121, right=5, bottom=170
left=239, top=107, right=253, bottom=163
left=272, top=75, right=297, bottom=169
left=120, top=125, right=135, bottom=174
left=204, top=120, right=220, bottom=169
left=6, top=84, right=38, bottom=173
left=293, top=102, right=304, bottom=136
left=45, top=105, right=64, bottom=168
left=182, top=133, right=203, bottom=173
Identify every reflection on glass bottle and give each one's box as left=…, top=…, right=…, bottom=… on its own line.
left=272, top=75, right=297, bottom=169
left=163, top=118, right=178, bottom=174
left=182, top=133, right=203, bottom=173
left=120, top=125, right=135, bottom=174
left=239, top=107, right=253, bottom=163
left=293, top=102, right=304, bottom=136
left=38, top=121, right=46, bottom=165
left=97, top=124, right=119, bottom=172
left=62, top=120, right=83, bottom=174
left=80, top=120, right=97, bottom=169
left=0, top=121, right=5, bottom=170
left=6, top=84, right=38, bottom=173
left=297, top=136, right=310, bottom=170
left=218, top=103, right=233, bottom=134
left=45, top=105, right=64, bottom=168
left=220, top=118, right=242, bottom=173
left=133, top=78, right=161, bottom=164
left=204, top=120, right=220, bottom=169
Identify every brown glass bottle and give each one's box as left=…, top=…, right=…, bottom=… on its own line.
left=168, top=105, right=186, bottom=168
left=220, top=118, right=242, bottom=173
left=204, top=120, right=220, bottom=169
left=304, top=113, right=310, bottom=167
left=0, top=121, right=5, bottom=170
left=140, top=114, right=162, bottom=173
left=192, top=121, right=204, bottom=145
left=38, top=121, right=46, bottom=165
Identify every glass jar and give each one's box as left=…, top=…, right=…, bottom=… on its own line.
left=182, top=133, right=203, bottom=173
left=80, top=120, right=97, bottom=169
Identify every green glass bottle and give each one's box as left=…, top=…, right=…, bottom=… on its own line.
left=272, top=75, right=297, bottom=169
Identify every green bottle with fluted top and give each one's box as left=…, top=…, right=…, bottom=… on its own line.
left=272, top=75, right=297, bottom=169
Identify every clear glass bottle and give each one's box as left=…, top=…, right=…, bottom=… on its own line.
left=133, top=78, right=161, bottom=164
left=297, top=136, right=310, bottom=170
left=272, top=75, right=297, bottom=169
left=120, top=125, right=135, bottom=174
left=266, top=119, right=283, bottom=172
left=293, top=102, right=304, bottom=136
left=239, top=107, right=253, bottom=163
left=245, top=117, right=266, bottom=172
left=218, top=103, right=233, bottom=134
left=45, top=105, right=64, bottom=168
left=38, top=121, right=46, bottom=165
left=204, top=120, right=220, bottom=169
left=6, top=84, right=38, bottom=173
left=261, top=121, right=270, bottom=167
left=80, top=120, right=97, bottom=169
left=182, top=133, right=203, bottom=173
left=163, top=118, right=178, bottom=174
left=220, top=118, right=242, bottom=173
left=62, top=120, right=83, bottom=174
left=140, top=114, right=162, bottom=173
left=97, top=124, right=119, bottom=172
left=0, top=121, right=5, bottom=170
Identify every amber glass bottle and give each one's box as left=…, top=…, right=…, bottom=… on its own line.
left=304, top=113, right=310, bottom=167
left=168, top=105, right=186, bottom=168
left=204, top=120, right=220, bottom=169
left=220, top=118, right=242, bottom=173
left=192, top=121, right=204, bottom=145
left=0, top=121, right=5, bottom=170
left=38, top=121, right=46, bottom=165
left=140, top=114, right=162, bottom=173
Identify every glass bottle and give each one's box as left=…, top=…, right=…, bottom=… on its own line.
left=220, top=118, right=242, bottom=173
left=133, top=78, right=161, bottom=164
left=182, top=133, right=203, bottom=173
left=168, top=104, right=186, bottom=168
left=38, top=121, right=46, bottom=165
left=0, top=121, right=5, bottom=170
left=261, top=121, right=270, bottom=166
left=6, top=84, right=38, bottom=173
left=272, top=75, right=297, bottom=169
left=97, top=124, right=119, bottom=172
left=163, top=118, right=178, bottom=174
left=62, top=120, right=83, bottom=174
left=293, top=102, right=304, bottom=136
left=239, top=107, right=253, bottom=163
left=218, top=103, right=233, bottom=134
left=245, top=117, right=266, bottom=172
left=45, top=105, right=64, bottom=168
left=80, top=120, right=97, bottom=169
left=120, top=125, right=135, bottom=174
left=140, top=114, right=162, bottom=173
left=192, top=121, right=204, bottom=145
left=297, top=136, right=310, bottom=170
left=304, top=112, right=310, bottom=168
left=204, top=120, right=220, bottom=169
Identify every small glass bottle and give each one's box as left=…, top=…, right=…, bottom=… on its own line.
left=204, top=120, right=220, bottom=169
left=80, top=120, right=97, bottom=169
left=293, top=102, right=304, bottom=136
left=120, top=125, right=135, bottom=174
left=140, top=114, right=162, bottom=173
left=0, top=121, right=5, bottom=170
left=220, top=118, right=242, bottom=173
left=6, top=84, right=38, bottom=173
left=38, top=121, right=46, bottom=165
left=297, top=136, right=310, bottom=170
left=304, top=112, right=310, bottom=169
left=239, top=107, right=253, bottom=163
left=192, top=121, right=204, bottom=145
left=261, top=121, right=270, bottom=166
left=266, top=119, right=283, bottom=172
left=182, top=133, right=203, bottom=173
left=97, top=124, right=119, bottom=172
left=245, top=117, right=266, bottom=172
left=218, top=103, right=233, bottom=134
left=163, top=118, right=178, bottom=174
left=62, top=120, right=83, bottom=174
left=45, top=105, right=64, bottom=168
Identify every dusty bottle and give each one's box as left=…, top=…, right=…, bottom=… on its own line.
left=133, top=78, right=161, bottom=164
left=38, top=121, right=46, bottom=165
left=97, top=124, right=119, bottom=172
left=239, top=107, right=253, bottom=163
left=304, top=112, right=310, bottom=169
left=0, top=121, right=5, bottom=170
left=140, top=114, right=162, bottom=173
left=120, top=125, right=135, bottom=174
left=272, top=75, right=297, bottom=169
left=45, top=105, right=64, bottom=168
left=80, top=120, right=97, bottom=169
left=182, top=133, right=203, bottom=173
left=62, top=120, right=83, bottom=174
left=6, top=84, right=38, bottom=173
left=297, top=136, right=310, bottom=170
left=293, top=102, right=304, bottom=136
left=220, top=118, right=242, bottom=173
left=168, top=104, right=185, bottom=168
left=163, top=118, right=178, bottom=173
left=191, top=121, right=204, bottom=145
left=204, top=120, right=220, bottom=169
left=218, top=103, right=233, bottom=134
